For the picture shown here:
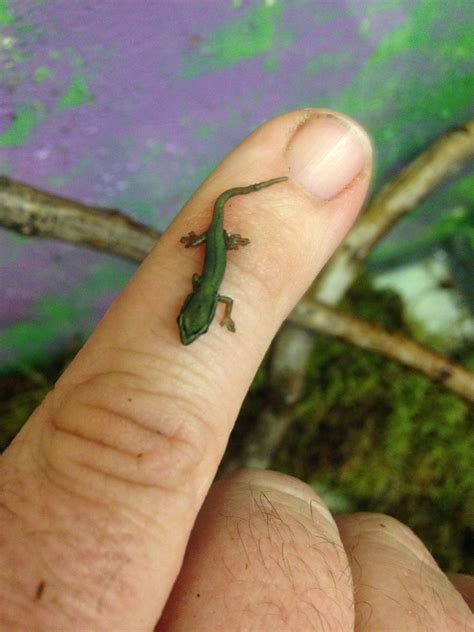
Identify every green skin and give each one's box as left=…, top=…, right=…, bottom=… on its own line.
left=177, top=176, right=288, bottom=345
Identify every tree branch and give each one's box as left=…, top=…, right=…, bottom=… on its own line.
left=289, top=299, right=474, bottom=404
left=0, top=176, right=160, bottom=262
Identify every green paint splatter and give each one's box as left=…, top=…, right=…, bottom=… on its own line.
left=15, top=20, right=33, bottom=33
left=305, top=59, right=317, bottom=74
left=358, top=17, right=370, bottom=36
left=183, top=2, right=290, bottom=76
left=38, top=297, right=77, bottom=324
left=279, top=29, right=292, bottom=47
left=0, top=102, right=44, bottom=147
left=34, top=66, right=52, bottom=83
left=109, top=137, right=167, bottom=224
left=264, top=57, right=277, bottom=72
left=83, top=260, right=133, bottom=297
left=144, top=138, right=162, bottom=156
left=63, top=48, right=86, bottom=68
left=72, top=53, right=85, bottom=68
left=0, top=0, right=13, bottom=26
left=57, top=75, right=94, bottom=110
left=0, top=261, right=133, bottom=370
left=47, top=175, right=67, bottom=187
left=194, top=125, right=213, bottom=138
left=47, top=155, right=92, bottom=187
left=305, top=51, right=352, bottom=74
left=128, top=200, right=156, bottom=219
left=11, top=50, right=27, bottom=62
left=334, top=0, right=474, bottom=183
left=0, top=298, right=77, bottom=365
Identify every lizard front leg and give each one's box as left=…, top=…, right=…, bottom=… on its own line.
left=180, top=231, right=207, bottom=248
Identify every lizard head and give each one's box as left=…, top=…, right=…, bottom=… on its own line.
left=177, top=289, right=218, bottom=345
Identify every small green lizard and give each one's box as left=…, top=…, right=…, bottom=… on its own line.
left=177, top=176, right=288, bottom=345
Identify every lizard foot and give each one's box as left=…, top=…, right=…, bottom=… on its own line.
left=224, top=231, right=250, bottom=250
left=180, top=231, right=206, bottom=248
left=220, top=314, right=236, bottom=332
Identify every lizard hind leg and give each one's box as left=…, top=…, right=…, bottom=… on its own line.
left=218, top=295, right=236, bottom=332
left=224, top=230, right=250, bottom=250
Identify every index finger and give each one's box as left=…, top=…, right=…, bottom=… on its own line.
left=4, top=109, right=372, bottom=630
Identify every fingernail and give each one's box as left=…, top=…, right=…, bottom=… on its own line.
left=286, top=112, right=372, bottom=199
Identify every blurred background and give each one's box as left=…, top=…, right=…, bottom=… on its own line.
left=1, top=1, right=473, bottom=571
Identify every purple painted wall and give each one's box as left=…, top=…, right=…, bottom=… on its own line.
left=1, top=1, right=473, bottom=368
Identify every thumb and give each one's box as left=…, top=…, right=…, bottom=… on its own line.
left=0, top=109, right=372, bottom=631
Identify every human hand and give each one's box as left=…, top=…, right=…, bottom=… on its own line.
left=1, top=109, right=472, bottom=631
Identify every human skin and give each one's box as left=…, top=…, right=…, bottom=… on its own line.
left=0, top=109, right=472, bottom=631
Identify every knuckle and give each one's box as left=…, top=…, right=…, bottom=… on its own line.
left=43, top=368, right=215, bottom=498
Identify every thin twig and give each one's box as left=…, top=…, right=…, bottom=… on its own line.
left=0, top=176, right=160, bottom=262
left=289, top=299, right=474, bottom=404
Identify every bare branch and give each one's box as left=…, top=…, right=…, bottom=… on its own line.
left=0, top=176, right=160, bottom=262
left=289, top=299, right=474, bottom=404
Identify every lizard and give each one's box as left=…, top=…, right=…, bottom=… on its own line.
left=177, top=176, right=288, bottom=345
